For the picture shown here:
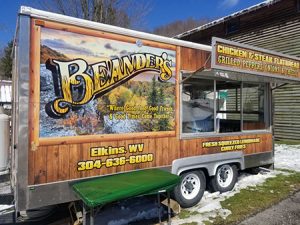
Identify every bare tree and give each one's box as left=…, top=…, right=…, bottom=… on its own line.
left=36, top=0, right=151, bottom=29
left=153, top=18, right=211, bottom=37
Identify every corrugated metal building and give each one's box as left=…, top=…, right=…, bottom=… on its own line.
left=177, top=0, right=300, bottom=141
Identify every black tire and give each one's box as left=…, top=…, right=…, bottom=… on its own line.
left=173, top=170, right=206, bottom=208
left=209, top=164, right=238, bottom=193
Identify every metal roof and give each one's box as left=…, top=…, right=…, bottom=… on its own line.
left=230, top=18, right=300, bottom=57
left=175, top=0, right=283, bottom=39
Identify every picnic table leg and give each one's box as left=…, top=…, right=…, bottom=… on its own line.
left=83, top=204, right=87, bottom=225
left=90, top=207, right=95, bottom=225
left=167, top=191, right=171, bottom=225
left=157, top=193, right=161, bottom=224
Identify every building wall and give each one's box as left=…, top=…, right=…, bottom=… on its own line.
left=228, top=15, right=300, bottom=141
left=179, top=0, right=300, bottom=141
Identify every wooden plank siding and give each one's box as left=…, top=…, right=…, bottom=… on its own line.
left=29, top=133, right=272, bottom=185
left=180, top=47, right=211, bottom=71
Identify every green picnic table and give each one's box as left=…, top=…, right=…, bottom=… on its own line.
left=72, top=169, right=180, bottom=225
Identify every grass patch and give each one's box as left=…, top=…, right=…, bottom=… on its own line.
left=203, top=220, right=214, bottom=225
left=276, top=168, right=295, bottom=173
left=204, top=171, right=300, bottom=225
left=179, top=223, right=198, bottom=225
left=178, top=209, right=200, bottom=219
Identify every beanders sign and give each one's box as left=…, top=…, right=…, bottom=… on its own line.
left=212, top=38, right=300, bottom=79
left=46, top=52, right=172, bottom=118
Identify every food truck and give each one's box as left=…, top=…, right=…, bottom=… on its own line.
left=6, top=6, right=300, bottom=218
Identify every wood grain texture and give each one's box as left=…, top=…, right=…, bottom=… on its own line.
left=28, top=19, right=41, bottom=184
left=29, top=133, right=272, bottom=185
left=180, top=47, right=211, bottom=71
left=28, top=149, right=35, bottom=185
left=58, top=145, right=70, bottom=181
left=116, top=140, right=127, bottom=173
left=168, top=137, right=180, bottom=162
left=69, top=144, right=81, bottom=180
left=175, top=46, right=181, bottom=137
left=33, top=146, right=47, bottom=184
left=39, top=131, right=175, bottom=146
left=28, top=19, right=41, bottom=149
left=46, top=145, right=59, bottom=183
left=243, top=122, right=266, bottom=130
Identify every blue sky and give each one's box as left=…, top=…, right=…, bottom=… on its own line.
left=0, top=0, right=267, bottom=49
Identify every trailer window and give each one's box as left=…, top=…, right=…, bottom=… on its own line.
left=182, top=78, right=214, bottom=133
left=216, top=81, right=241, bottom=133
left=181, top=74, right=270, bottom=137
left=242, top=83, right=267, bottom=130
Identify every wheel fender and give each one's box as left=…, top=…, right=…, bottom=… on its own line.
left=211, top=160, right=241, bottom=176
left=172, top=152, right=244, bottom=176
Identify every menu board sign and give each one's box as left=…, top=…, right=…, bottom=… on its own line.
left=211, top=37, right=300, bottom=81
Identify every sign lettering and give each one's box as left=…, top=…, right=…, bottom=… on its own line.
left=212, top=37, right=300, bottom=80
left=45, top=53, right=172, bottom=118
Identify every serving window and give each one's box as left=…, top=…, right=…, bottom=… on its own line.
left=216, top=81, right=241, bottom=133
left=242, top=83, right=267, bottom=130
left=182, top=78, right=214, bottom=133
left=181, top=73, right=270, bottom=136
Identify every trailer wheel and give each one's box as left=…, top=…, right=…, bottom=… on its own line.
left=210, top=164, right=238, bottom=193
left=174, top=170, right=206, bottom=208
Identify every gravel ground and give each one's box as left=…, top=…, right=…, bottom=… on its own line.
left=238, top=191, right=300, bottom=225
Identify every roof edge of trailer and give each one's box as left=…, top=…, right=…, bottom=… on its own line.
left=19, top=6, right=212, bottom=52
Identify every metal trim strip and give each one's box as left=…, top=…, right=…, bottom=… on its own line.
left=15, top=15, right=31, bottom=211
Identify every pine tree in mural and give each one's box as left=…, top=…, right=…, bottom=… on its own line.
left=144, top=76, right=158, bottom=131
left=158, top=86, right=169, bottom=131
left=148, top=76, right=158, bottom=106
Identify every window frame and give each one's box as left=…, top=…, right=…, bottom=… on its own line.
left=241, top=82, right=271, bottom=133
left=180, top=71, right=272, bottom=139
left=180, top=74, right=216, bottom=137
